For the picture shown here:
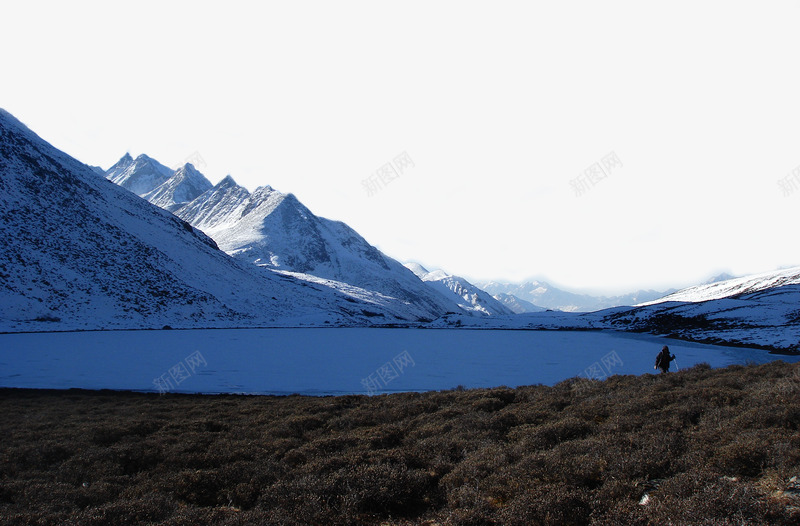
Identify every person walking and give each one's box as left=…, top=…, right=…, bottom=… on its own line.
left=655, top=345, right=676, bottom=373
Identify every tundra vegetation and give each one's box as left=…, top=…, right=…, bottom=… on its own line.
left=2, top=361, right=799, bottom=525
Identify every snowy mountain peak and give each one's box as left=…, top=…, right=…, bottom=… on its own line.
left=173, top=163, right=205, bottom=182
left=141, top=163, right=213, bottom=212
left=218, top=175, right=240, bottom=188
left=132, top=153, right=168, bottom=171
left=175, top=175, right=252, bottom=232
left=180, top=164, right=207, bottom=181
left=404, top=262, right=430, bottom=278
left=106, top=152, right=135, bottom=176
left=106, top=153, right=174, bottom=195
left=248, top=185, right=281, bottom=207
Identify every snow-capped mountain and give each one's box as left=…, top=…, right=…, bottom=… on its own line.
left=142, top=163, right=212, bottom=212
left=174, top=175, right=251, bottom=231
left=478, top=280, right=673, bottom=312
left=105, top=153, right=173, bottom=195
left=491, top=293, right=546, bottom=314
left=404, top=263, right=514, bottom=316
left=180, top=181, right=460, bottom=318
left=0, top=109, right=429, bottom=331
left=104, top=154, right=463, bottom=318
left=106, top=155, right=213, bottom=212
left=637, top=266, right=800, bottom=306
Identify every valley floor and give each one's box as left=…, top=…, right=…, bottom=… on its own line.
left=2, top=361, right=800, bottom=525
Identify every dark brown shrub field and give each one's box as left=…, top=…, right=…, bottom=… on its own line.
left=2, top=361, right=800, bottom=525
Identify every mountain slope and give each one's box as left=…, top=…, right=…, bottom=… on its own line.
left=141, top=163, right=212, bottom=212
left=637, top=266, right=800, bottom=306
left=0, top=109, right=417, bottom=331
left=170, top=176, right=461, bottom=318
left=597, top=266, right=800, bottom=351
left=174, top=175, right=251, bottom=231
left=602, top=287, right=800, bottom=352
left=104, top=155, right=462, bottom=319
left=404, top=263, right=514, bottom=316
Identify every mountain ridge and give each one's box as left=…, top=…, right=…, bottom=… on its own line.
left=637, top=266, right=800, bottom=306
left=105, top=153, right=463, bottom=318
left=106, top=153, right=173, bottom=195
left=142, top=163, right=212, bottom=212
left=404, top=263, right=514, bottom=316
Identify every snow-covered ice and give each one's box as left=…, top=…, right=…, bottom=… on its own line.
left=1, top=329, right=796, bottom=396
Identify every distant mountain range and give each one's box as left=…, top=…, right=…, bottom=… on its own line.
left=431, top=267, right=800, bottom=352
left=404, top=263, right=513, bottom=316
left=477, top=280, right=675, bottom=313
left=490, top=293, right=546, bottom=314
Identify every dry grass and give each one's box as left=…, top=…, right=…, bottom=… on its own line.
left=2, top=361, right=800, bottom=525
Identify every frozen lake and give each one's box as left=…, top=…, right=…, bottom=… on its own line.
left=0, top=328, right=797, bottom=396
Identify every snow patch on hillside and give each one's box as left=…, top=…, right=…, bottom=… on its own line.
left=638, top=266, right=800, bottom=305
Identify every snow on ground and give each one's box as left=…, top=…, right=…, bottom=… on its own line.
left=638, top=266, right=800, bottom=305
left=1, top=329, right=796, bottom=396
left=603, top=285, right=800, bottom=351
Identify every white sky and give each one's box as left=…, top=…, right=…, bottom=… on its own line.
left=2, top=1, right=799, bottom=294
